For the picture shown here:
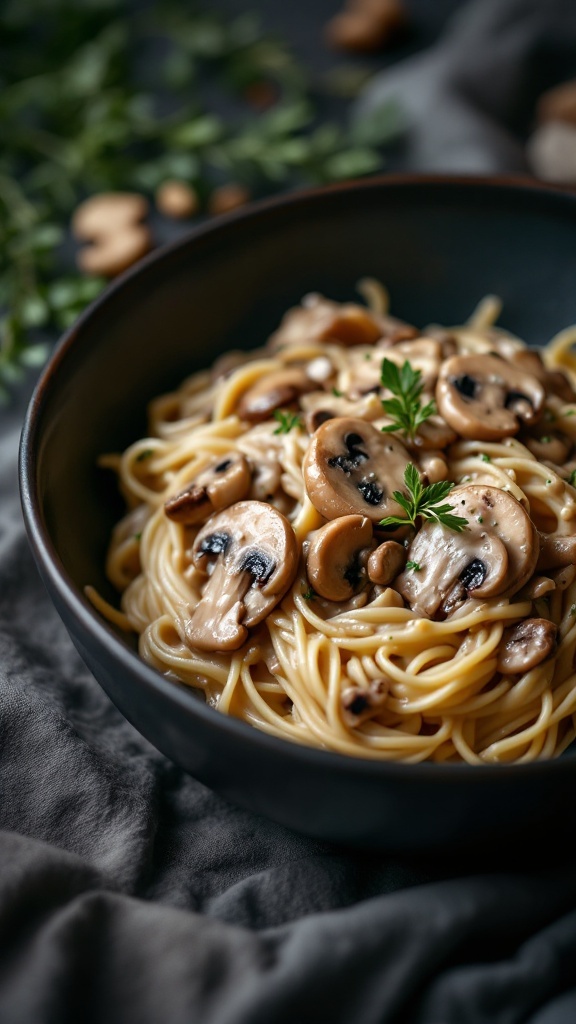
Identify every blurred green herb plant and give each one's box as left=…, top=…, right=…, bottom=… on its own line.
left=0, top=0, right=402, bottom=400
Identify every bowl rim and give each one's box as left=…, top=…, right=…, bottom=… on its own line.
left=19, top=172, right=576, bottom=780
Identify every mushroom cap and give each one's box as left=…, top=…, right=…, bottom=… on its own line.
left=396, top=485, right=539, bottom=619
left=237, top=367, right=314, bottom=423
left=366, top=540, right=407, bottom=586
left=267, top=295, right=384, bottom=352
left=186, top=501, right=298, bottom=651
left=306, top=514, right=373, bottom=601
left=497, top=618, right=558, bottom=674
left=164, top=453, right=251, bottom=525
left=303, top=416, right=411, bottom=522
left=436, top=353, right=545, bottom=440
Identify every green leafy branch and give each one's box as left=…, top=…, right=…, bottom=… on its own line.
left=380, top=463, right=469, bottom=532
left=380, top=358, right=436, bottom=443
left=0, top=0, right=403, bottom=399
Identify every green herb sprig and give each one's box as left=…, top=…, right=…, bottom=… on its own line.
left=380, top=464, right=469, bottom=532
left=273, top=409, right=302, bottom=434
left=380, top=359, right=436, bottom=443
left=0, top=0, right=402, bottom=400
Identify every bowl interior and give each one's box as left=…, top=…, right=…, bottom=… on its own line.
left=34, top=177, right=576, bottom=616
left=21, top=176, right=576, bottom=850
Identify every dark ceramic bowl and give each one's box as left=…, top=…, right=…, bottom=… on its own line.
left=20, top=175, right=576, bottom=853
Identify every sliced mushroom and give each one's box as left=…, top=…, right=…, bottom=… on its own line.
left=341, top=678, right=388, bottom=727
left=306, top=515, right=373, bottom=601
left=536, top=532, right=576, bottom=571
left=237, top=368, right=314, bottom=423
left=367, top=540, right=407, bottom=585
left=303, top=416, right=411, bottom=522
left=164, top=454, right=251, bottom=525
left=418, top=450, right=449, bottom=485
left=524, top=429, right=572, bottom=465
left=406, top=413, right=457, bottom=452
left=267, top=295, right=384, bottom=351
left=396, top=485, right=539, bottom=619
left=436, top=353, right=545, bottom=440
left=186, top=501, right=298, bottom=651
left=496, top=618, right=558, bottom=674
left=510, top=348, right=576, bottom=403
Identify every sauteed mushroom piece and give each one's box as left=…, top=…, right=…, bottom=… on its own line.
left=303, top=416, right=411, bottom=522
left=511, top=348, right=576, bottom=403
left=436, top=353, right=545, bottom=440
left=536, top=532, right=576, bottom=571
left=267, top=295, right=384, bottom=351
left=396, top=485, right=539, bottom=619
left=367, top=540, right=407, bottom=585
left=164, top=454, right=251, bottom=525
left=524, top=430, right=572, bottom=465
left=496, top=618, right=558, bottom=674
left=186, top=501, right=298, bottom=651
left=341, top=678, right=388, bottom=727
left=237, top=368, right=314, bottom=423
left=306, top=515, right=373, bottom=601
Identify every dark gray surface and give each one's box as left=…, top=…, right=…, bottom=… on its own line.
left=3, top=1, right=576, bottom=1021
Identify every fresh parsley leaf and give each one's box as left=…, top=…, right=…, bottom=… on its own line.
left=380, top=358, right=436, bottom=442
left=406, top=561, right=421, bottom=571
left=379, top=463, right=468, bottom=532
left=273, top=409, right=302, bottom=434
left=480, top=453, right=491, bottom=463
left=301, top=586, right=316, bottom=601
left=569, top=469, right=576, bottom=487
left=136, top=448, right=154, bottom=461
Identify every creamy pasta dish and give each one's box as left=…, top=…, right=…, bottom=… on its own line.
left=89, top=282, right=576, bottom=764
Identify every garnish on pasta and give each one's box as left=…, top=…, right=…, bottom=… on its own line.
left=88, top=287, right=576, bottom=765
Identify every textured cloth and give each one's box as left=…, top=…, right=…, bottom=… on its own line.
left=3, top=1, right=576, bottom=1021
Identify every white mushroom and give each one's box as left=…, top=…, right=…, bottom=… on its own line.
left=367, top=540, right=407, bottom=585
left=496, top=618, right=558, bottom=674
left=237, top=368, right=314, bottom=423
left=396, top=485, right=539, bottom=619
left=436, top=353, right=545, bottom=440
left=267, top=295, right=385, bottom=351
left=306, top=515, right=373, bottom=601
left=303, top=416, right=411, bottom=522
left=186, top=501, right=298, bottom=651
left=164, top=454, right=251, bottom=525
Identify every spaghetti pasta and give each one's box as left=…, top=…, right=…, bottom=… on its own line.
left=93, top=288, right=576, bottom=764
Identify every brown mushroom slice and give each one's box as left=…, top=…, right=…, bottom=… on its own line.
left=510, top=348, right=576, bottom=403
left=406, top=413, right=457, bottom=452
left=237, top=368, right=314, bottom=423
left=536, top=532, right=576, bottom=571
left=367, top=540, right=407, bottom=585
left=267, top=295, right=384, bottom=352
left=186, top=502, right=298, bottom=651
left=436, top=354, right=545, bottom=440
left=524, top=430, right=572, bottom=465
left=341, top=678, right=389, bottom=727
left=165, top=454, right=251, bottom=525
left=306, top=515, right=373, bottom=601
left=496, top=618, right=558, bottom=674
left=303, top=416, right=411, bottom=522
left=418, top=450, right=449, bottom=484
left=396, top=485, right=539, bottom=619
